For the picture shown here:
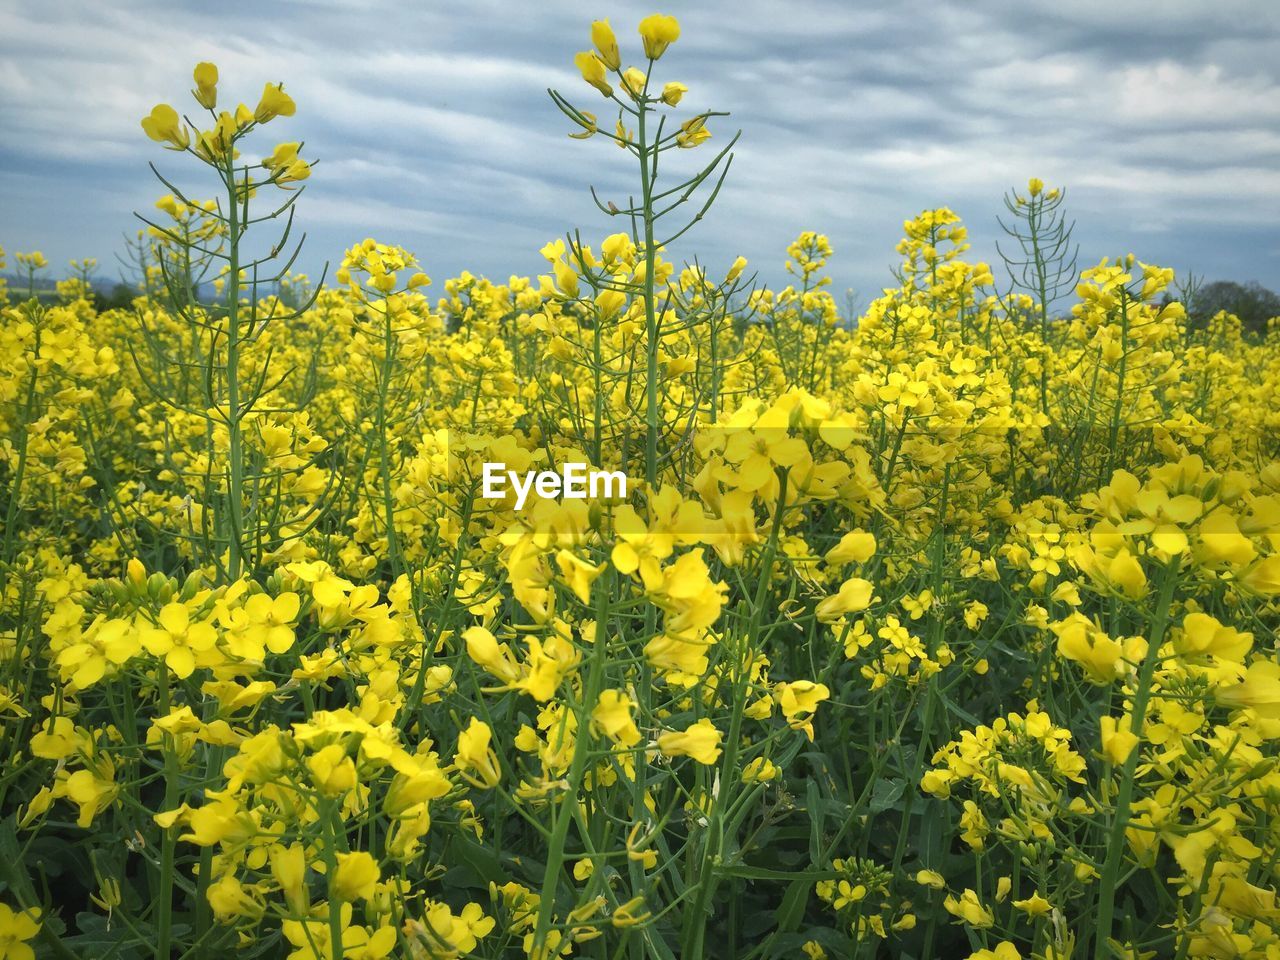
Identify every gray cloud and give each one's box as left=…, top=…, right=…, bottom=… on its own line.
left=2, top=0, right=1278, bottom=301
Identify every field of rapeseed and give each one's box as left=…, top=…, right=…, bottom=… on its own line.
left=3, top=13, right=1280, bottom=960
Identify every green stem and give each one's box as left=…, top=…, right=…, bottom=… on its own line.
left=223, top=157, right=245, bottom=579
left=1092, top=557, right=1180, bottom=958
left=531, top=569, right=612, bottom=952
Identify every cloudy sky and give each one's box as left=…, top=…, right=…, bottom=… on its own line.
left=2, top=0, right=1278, bottom=303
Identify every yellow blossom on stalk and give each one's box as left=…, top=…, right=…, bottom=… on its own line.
left=590, top=19, right=621, bottom=70
left=1051, top=613, right=1145, bottom=685
left=825, top=529, right=876, bottom=565
left=224, top=590, right=300, bottom=660
left=455, top=718, right=502, bottom=788
left=1099, top=715, right=1138, bottom=764
left=194, top=111, right=237, bottom=160
left=0, top=903, right=41, bottom=960
left=263, top=142, right=311, bottom=187
left=657, top=718, right=722, bottom=765
left=1174, top=612, right=1251, bottom=662
left=774, top=680, right=830, bottom=740
left=943, top=888, right=994, bottom=928
left=192, top=62, right=218, bottom=109
left=677, top=115, right=710, bottom=148
left=916, top=869, right=946, bottom=889
left=140, top=602, right=218, bottom=679
left=1013, top=893, right=1053, bottom=916
left=405, top=902, right=495, bottom=956
left=815, top=577, right=873, bottom=622
left=612, top=897, right=652, bottom=927
left=270, top=844, right=308, bottom=913
left=308, top=743, right=357, bottom=796
left=55, top=618, right=139, bottom=689
left=30, top=717, right=77, bottom=761
left=333, top=850, right=381, bottom=902
left=967, top=943, right=1021, bottom=960
left=555, top=549, right=605, bottom=603
left=743, top=757, right=779, bottom=782
left=592, top=689, right=641, bottom=746
left=65, top=765, right=119, bottom=828
left=254, top=82, right=296, bottom=123
left=1216, top=660, right=1280, bottom=719
left=574, top=51, right=612, bottom=97
left=141, top=104, right=190, bottom=150
left=620, top=66, right=648, bottom=100
left=660, top=81, right=687, bottom=106
left=1241, top=554, right=1280, bottom=595
left=638, top=13, right=680, bottom=59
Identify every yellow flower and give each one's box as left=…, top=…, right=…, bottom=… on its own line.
left=742, top=757, right=779, bottom=782
left=1028, top=177, right=1044, bottom=197
left=194, top=111, right=237, bottom=160
left=1099, top=715, right=1138, bottom=765
left=592, top=689, right=641, bottom=747
left=308, top=743, right=357, bottom=796
left=825, top=530, right=876, bottom=565
left=660, top=81, right=687, bottom=106
left=226, top=591, right=300, bottom=660
left=815, top=577, right=873, bottom=622
left=568, top=110, right=598, bottom=139
left=254, top=82, right=296, bottom=123
left=263, top=142, right=311, bottom=188
left=205, top=873, right=262, bottom=924
left=1175, top=612, right=1252, bottom=662
left=140, top=602, right=218, bottom=679
left=0, top=903, right=42, bottom=960
left=1052, top=614, right=1144, bottom=685
left=590, top=19, right=621, bottom=70
left=657, top=718, right=722, bottom=765
left=1241, top=554, right=1280, bottom=595
left=1108, top=549, right=1147, bottom=600
left=916, top=869, right=946, bottom=889
left=141, top=104, right=190, bottom=150
left=1216, top=660, right=1280, bottom=719
left=455, top=718, right=502, bottom=788
left=943, top=888, right=994, bottom=928
left=638, top=13, right=680, bottom=60
left=65, top=767, right=118, bottom=828
left=270, top=844, right=308, bottom=912
left=30, top=717, right=77, bottom=760
left=332, top=850, right=380, bottom=902
left=611, top=896, right=652, bottom=928
left=773, top=680, right=830, bottom=740
left=967, top=943, right=1021, bottom=960
left=192, top=62, right=218, bottom=109
left=56, top=618, right=139, bottom=689
left=555, top=549, right=605, bottom=603
left=620, top=67, right=648, bottom=100
left=1012, top=892, right=1053, bottom=916
left=676, top=115, right=710, bottom=148
left=574, top=51, right=612, bottom=97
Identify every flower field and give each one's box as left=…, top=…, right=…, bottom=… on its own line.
left=3, top=14, right=1280, bottom=960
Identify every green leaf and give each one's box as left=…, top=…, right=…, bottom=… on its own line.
left=869, top=777, right=906, bottom=813
left=774, top=877, right=813, bottom=933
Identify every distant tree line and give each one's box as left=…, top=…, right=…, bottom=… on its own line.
left=1164, top=279, right=1280, bottom=335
